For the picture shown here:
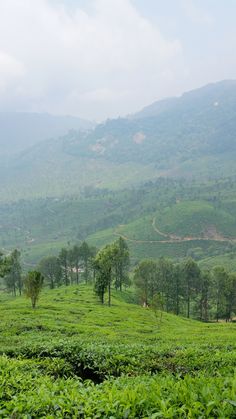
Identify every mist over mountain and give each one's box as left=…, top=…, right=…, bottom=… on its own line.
left=1, top=80, right=236, bottom=202
left=133, top=80, right=236, bottom=119
left=0, top=112, right=94, bottom=157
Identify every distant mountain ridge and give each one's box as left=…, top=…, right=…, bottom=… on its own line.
left=1, top=80, right=236, bottom=202
left=57, top=79, right=236, bottom=170
left=0, top=112, right=94, bottom=156
left=133, top=80, right=236, bottom=119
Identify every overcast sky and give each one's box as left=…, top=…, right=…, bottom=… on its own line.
left=0, top=0, right=235, bottom=121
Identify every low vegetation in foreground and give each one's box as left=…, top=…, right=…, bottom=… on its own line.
left=0, top=284, right=235, bottom=418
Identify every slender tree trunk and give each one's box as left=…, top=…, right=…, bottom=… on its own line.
left=176, top=280, right=180, bottom=315
left=18, top=278, right=22, bottom=296
left=85, top=261, right=88, bottom=283
left=76, top=265, right=79, bottom=285
left=70, top=267, right=73, bottom=285
left=32, top=297, right=36, bottom=309
left=64, top=262, right=69, bottom=286
left=145, top=279, right=148, bottom=306
left=119, top=266, right=123, bottom=292
left=216, top=290, right=219, bottom=322
left=50, top=277, right=54, bottom=289
left=108, top=281, right=111, bottom=306
left=187, top=281, right=190, bottom=318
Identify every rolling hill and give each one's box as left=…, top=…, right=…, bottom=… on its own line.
left=0, top=284, right=235, bottom=417
left=2, top=177, right=236, bottom=267
left=1, top=80, right=236, bottom=202
left=2, top=81, right=236, bottom=268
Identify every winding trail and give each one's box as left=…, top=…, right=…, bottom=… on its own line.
left=114, top=217, right=236, bottom=245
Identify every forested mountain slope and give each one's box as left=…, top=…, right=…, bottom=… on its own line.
left=1, top=80, right=236, bottom=202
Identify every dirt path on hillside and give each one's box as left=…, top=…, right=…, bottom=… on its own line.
left=114, top=217, right=236, bottom=245
left=152, top=217, right=233, bottom=242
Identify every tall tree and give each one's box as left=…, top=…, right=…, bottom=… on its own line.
left=225, top=272, right=236, bottom=321
left=24, top=271, right=44, bottom=309
left=67, top=248, right=75, bottom=284
left=38, top=256, right=61, bottom=289
left=0, top=252, right=10, bottom=278
left=157, top=257, right=175, bottom=312
left=114, top=237, right=130, bottom=291
left=182, top=258, right=200, bottom=318
left=171, top=263, right=183, bottom=316
left=134, top=260, right=158, bottom=306
left=71, top=245, right=82, bottom=285
left=94, top=243, right=118, bottom=306
left=4, top=249, right=22, bottom=296
left=212, top=266, right=228, bottom=322
left=58, top=248, right=69, bottom=286
left=198, top=269, right=211, bottom=322
left=80, top=241, right=93, bottom=283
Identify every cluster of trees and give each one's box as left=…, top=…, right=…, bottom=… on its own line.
left=93, top=237, right=130, bottom=306
left=134, top=258, right=236, bottom=322
left=1, top=249, right=22, bottom=295
left=39, top=242, right=96, bottom=288
left=1, top=241, right=236, bottom=321
left=0, top=241, right=96, bottom=308
left=0, top=251, right=44, bottom=309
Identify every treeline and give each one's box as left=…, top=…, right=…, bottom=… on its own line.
left=0, top=241, right=96, bottom=295
left=0, top=238, right=130, bottom=308
left=134, top=258, right=236, bottom=322
left=1, top=241, right=236, bottom=321
left=39, top=242, right=97, bottom=288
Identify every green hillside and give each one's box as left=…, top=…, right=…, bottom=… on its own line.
left=0, top=285, right=235, bottom=417
left=2, top=81, right=236, bottom=202
left=87, top=227, right=229, bottom=264
left=2, top=177, right=236, bottom=267
left=155, top=200, right=236, bottom=239
left=199, top=252, right=236, bottom=271
left=0, top=147, right=158, bottom=203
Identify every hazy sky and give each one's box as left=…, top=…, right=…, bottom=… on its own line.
left=0, top=0, right=235, bottom=121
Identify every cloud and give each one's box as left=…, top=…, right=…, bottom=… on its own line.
left=0, top=0, right=186, bottom=119
left=0, top=51, right=25, bottom=92
left=181, top=0, right=214, bottom=25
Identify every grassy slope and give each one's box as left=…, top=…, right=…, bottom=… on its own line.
left=0, top=152, right=159, bottom=203
left=87, top=216, right=231, bottom=264
left=3, top=179, right=236, bottom=267
left=0, top=285, right=236, bottom=417
left=199, top=252, right=236, bottom=271
left=155, top=200, right=236, bottom=238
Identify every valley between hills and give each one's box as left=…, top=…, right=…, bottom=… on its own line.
left=1, top=80, right=236, bottom=417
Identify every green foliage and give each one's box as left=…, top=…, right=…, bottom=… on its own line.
left=24, top=271, right=44, bottom=308
left=38, top=256, right=62, bottom=289
left=155, top=200, right=236, bottom=238
left=94, top=242, right=119, bottom=305
left=2, top=81, right=236, bottom=204
left=3, top=176, right=236, bottom=268
left=0, top=357, right=235, bottom=418
left=134, top=259, right=158, bottom=305
left=0, top=285, right=236, bottom=417
left=133, top=257, right=236, bottom=321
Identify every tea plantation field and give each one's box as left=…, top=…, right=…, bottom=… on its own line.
left=0, top=285, right=236, bottom=418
